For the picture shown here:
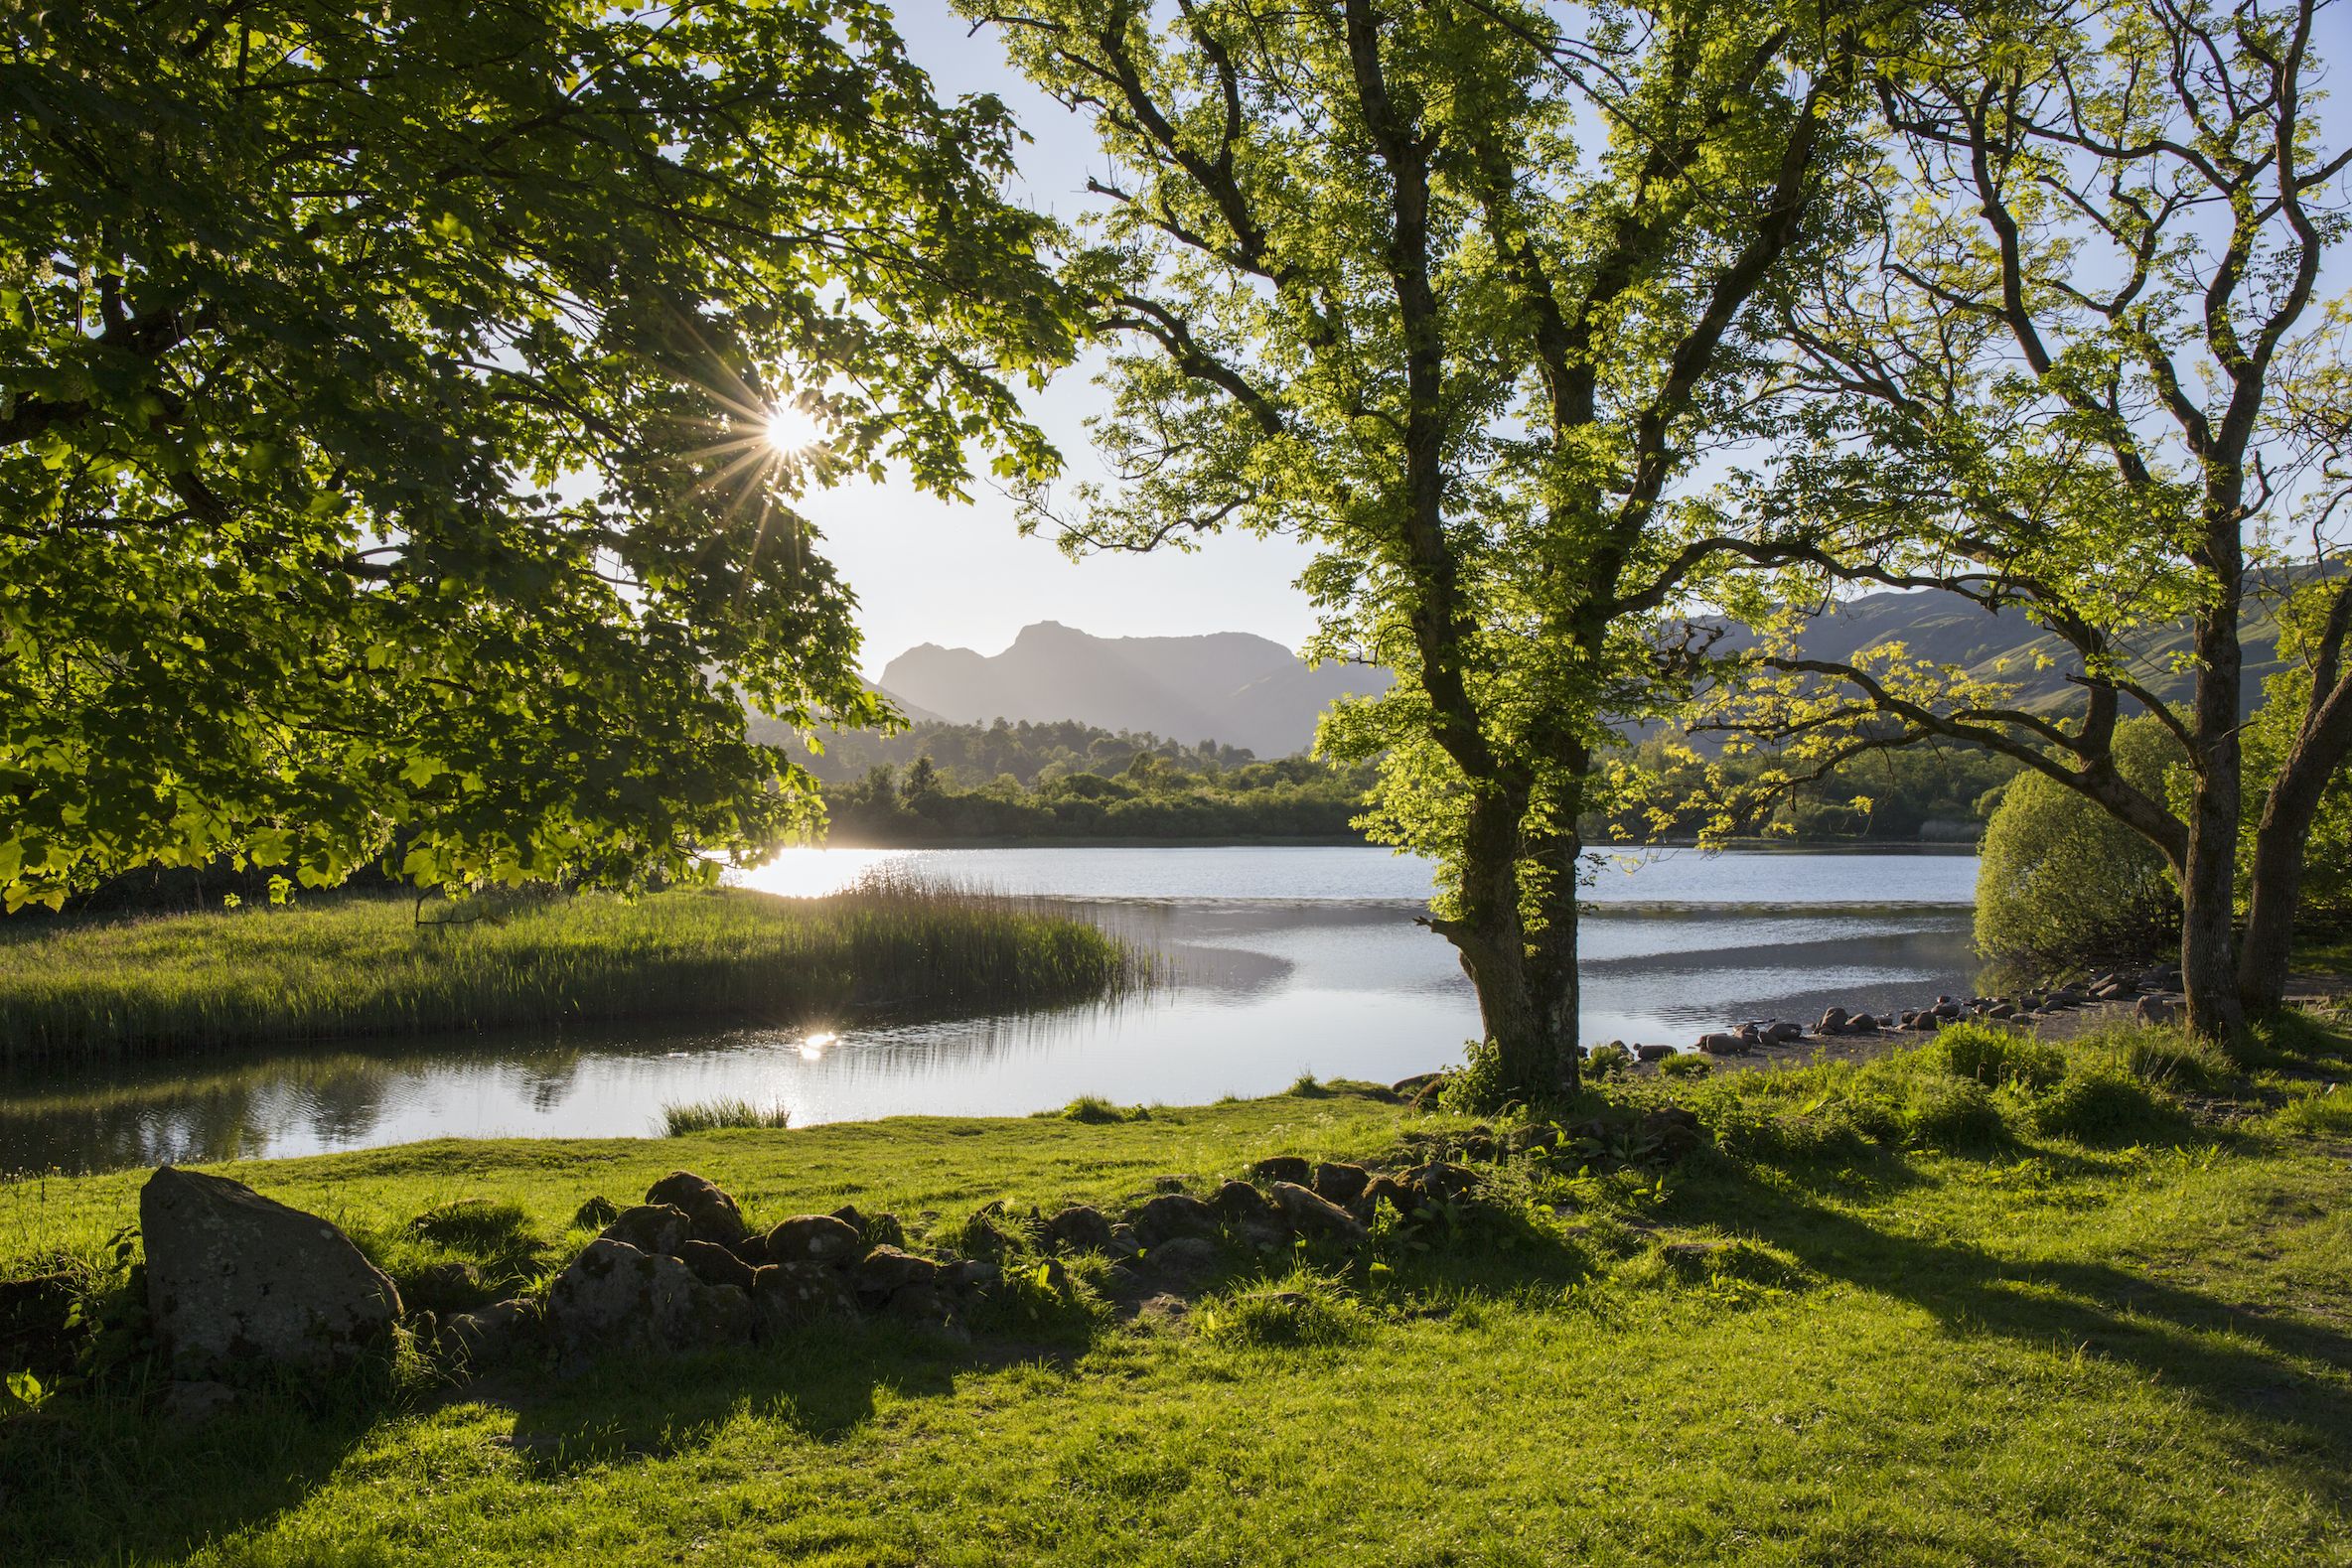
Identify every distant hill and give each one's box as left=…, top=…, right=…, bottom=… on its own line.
left=1723, top=580, right=2306, bottom=716
left=877, top=623, right=1390, bottom=758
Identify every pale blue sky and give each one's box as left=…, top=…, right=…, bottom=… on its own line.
left=808, top=0, right=1323, bottom=678
left=817, top=0, right=2352, bottom=678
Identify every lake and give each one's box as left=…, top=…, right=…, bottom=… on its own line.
left=0, top=846, right=1984, bottom=1174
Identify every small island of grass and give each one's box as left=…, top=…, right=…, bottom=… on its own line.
left=0, top=884, right=1140, bottom=1061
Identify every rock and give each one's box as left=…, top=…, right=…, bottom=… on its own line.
left=1849, top=1013, right=1879, bottom=1031
left=679, top=1238, right=759, bottom=1293
left=1358, top=1174, right=1415, bottom=1218
left=2096, top=981, right=2132, bottom=1000
left=1044, top=1205, right=1117, bottom=1254
left=1639, top=1106, right=1704, bottom=1160
left=570, top=1196, right=621, bottom=1230
left=1150, top=1175, right=1190, bottom=1193
left=599, top=1204, right=691, bottom=1258
left=1268, top=1182, right=1368, bottom=1243
left=1249, top=1156, right=1312, bottom=1187
left=1767, top=1021, right=1806, bottom=1044
left=1391, top=1071, right=1444, bottom=1098
left=1819, top=1006, right=1850, bottom=1035
left=729, top=1230, right=771, bottom=1267
left=830, top=1205, right=905, bottom=1249
left=403, top=1260, right=483, bottom=1315
left=1986, top=1003, right=2017, bottom=1020
left=1132, top=1193, right=1220, bottom=1244
left=644, top=1171, right=747, bottom=1246
left=1699, top=1032, right=1748, bottom=1056
left=850, top=1245, right=942, bottom=1302
left=159, top=1379, right=247, bottom=1426
left=1400, top=1161, right=1479, bottom=1204
left=883, top=1282, right=959, bottom=1330
left=437, top=1297, right=542, bottom=1369
left=1311, top=1162, right=1371, bottom=1206
left=141, top=1166, right=404, bottom=1380
left=546, top=1239, right=752, bottom=1356
left=1933, top=1001, right=1964, bottom=1019
left=1210, top=1179, right=1279, bottom=1225
left=1635, top=1043, right=1676, bottom=1063
left=2134, top=995, right=2175, bottom=1026
left=1147, top=1236, right=1221, bottom=1279
left=946, top=1258, right=1002, bottom=1291
left=751, top=1261, right=856, bottom=1332
left=1108, top=1222, right=1143, bottom=1259
left=764, top=1214, right=864, bottom=1267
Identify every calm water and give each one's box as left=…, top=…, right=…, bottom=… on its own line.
left=2, top=847, right=1984, bottom=1173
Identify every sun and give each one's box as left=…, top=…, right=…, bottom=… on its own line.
left=764, top=404, right=823, bottom=456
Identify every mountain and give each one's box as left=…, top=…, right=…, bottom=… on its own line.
left=877, top=623, right=1391, bottom=757
left=1734, top=579, right=2308, bottom=716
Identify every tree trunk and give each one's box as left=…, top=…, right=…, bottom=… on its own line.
left=2181, top=568, right=2247, bottom=1041
left=1434, top=787, right=1581, bottom=1104
left=2237, top=692, right=2352, bottom=1015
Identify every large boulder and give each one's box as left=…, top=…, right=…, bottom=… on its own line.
left=599, top=1204, right=690, bottom=1258
left=545, top=1238, right=752, bottom=1356
left=765, top=1214, right=864, bottom=1267
left=644, top=1171, right=747, bottom=1246
left=1249, top=1156, right=1312, bottom=1187
left=850, top=1245, right=942, bottom=1302
left=1269, top=1182, right=1368, bottom=1243
left=1043, top=1205, right=1116, bottom=1254
left=141, top=1166, right=403, bottom=1380
left=751, top=1262, right=856, bottom=1335
left=1698, top=1032, right=1748, bottom=1056
left=1210, top=1180, right=1279, bottom=1225
left=1399, top=1161, right=1479, bottom=1204
left=437, top=1297, right=544, bottom=1370
left=679, top=1239, right=758, bottom=1293
left=1312, top=1163, right=1371, bottom=1207
left=1131, top=1193, right=1219, bottom=1245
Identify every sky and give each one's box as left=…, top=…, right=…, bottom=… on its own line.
left=813, top=1, right=2352, bottom=680
left=806, top=1, right=1324, bottom=679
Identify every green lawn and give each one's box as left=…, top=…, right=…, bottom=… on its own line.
left=4, top=1019, right=2351, bottom=1566
left=0, top=885, right=1136, bottom=1061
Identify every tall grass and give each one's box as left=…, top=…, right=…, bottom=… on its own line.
left=0, top=880, right=1141, bottom=1060
left=660, top=1098, right=794, bottom=1136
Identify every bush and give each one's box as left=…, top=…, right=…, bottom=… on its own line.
left=2122, top=1032, right=2234, bottom=1094
left=405, top=1199, right=534, bottom=1253
left=2032, top=1066, right=2183, bottom=1145
left=1586, top=1043, right=1632, bottom=1079
left=1659, top=1054, right=1710, bottom=1079
left=1903, top=1077, right=2008, bottom=1149
left=1974, top=717, right=2182, bottom=973
left=1195, top=1272, right=1363, bottom=1349
left=1053, top=1095, right=1151, bottom=1124
left=1936, top=1023, right=2065, bottom=1091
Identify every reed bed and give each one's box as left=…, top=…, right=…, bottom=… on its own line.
left=659, top=1098, right=796, bottom=1136
left=0, top=880, right=1139, bottom=1060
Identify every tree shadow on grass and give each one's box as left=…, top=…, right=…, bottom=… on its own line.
left=1666, top=1165, right=2352, bottom=1510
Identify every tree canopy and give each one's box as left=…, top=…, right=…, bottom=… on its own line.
left=0, top=0, right=1067, bottom=909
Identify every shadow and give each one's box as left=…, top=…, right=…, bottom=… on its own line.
left=1664, top=1164, right=2352, bottom=1509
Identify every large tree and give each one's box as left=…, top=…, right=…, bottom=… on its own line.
left=966, top=0, right=1886, bottom=1099
left=1708, top=0, right=2350, bottom=1035
left=0, top=0, right=1067, bottom=910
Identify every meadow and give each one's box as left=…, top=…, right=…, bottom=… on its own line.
left=3, top=1013, right=2349, bottom=1565
left=0, top=883, right=1138, bottom=1061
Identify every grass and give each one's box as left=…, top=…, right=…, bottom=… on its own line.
left=4, top=1018, right=2352, bottom=1565
left=659, top=1098, right=795, bottom=1137
left=0, top=881, right=1139, bottom=1061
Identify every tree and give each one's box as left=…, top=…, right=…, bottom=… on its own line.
left=0, top=0, right=1066, bottom=910
left=1709, top=0, right=2352, bottom=1035
left=966, top=0, right=1888, bottom=1100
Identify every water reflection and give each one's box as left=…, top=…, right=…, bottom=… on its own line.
left=3, top=885, right=1987, bottom=1175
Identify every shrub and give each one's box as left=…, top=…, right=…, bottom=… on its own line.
left=1053, top=1095, right=1150, bottom=1124
left=1587, top=1043, right=1632, bottom=1079
left=660, top=1098, right=793, bottom=1136
left=1974, top=716, right=2182, bottom=972
left=1195, top=1272, right=1363, bottom=1349
left=2032, top=1066, right=2183, bottom=1145
left=1659, top=1054, right=1710, bottom=1079
left=2122, top=1032, right=2234, bottom=1094
left=405, top=1198, right=534, bottom=1254
left=1936, top=1024, right=2065, bottom=1091
left=1903, top=1077, right=2007, bottom=1150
